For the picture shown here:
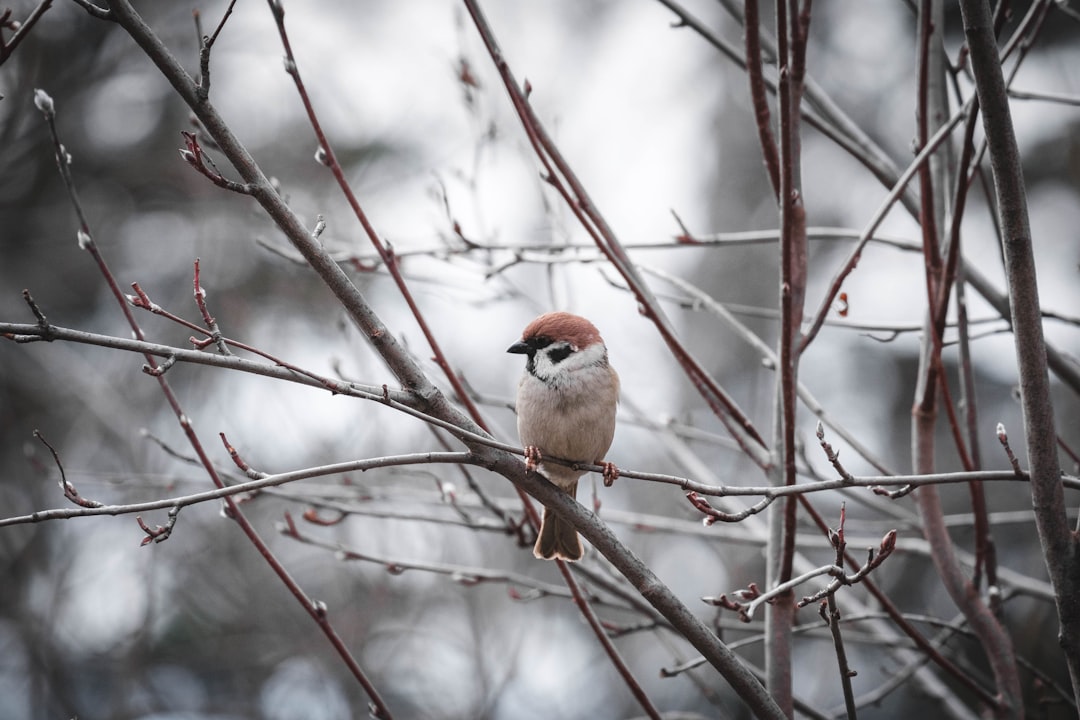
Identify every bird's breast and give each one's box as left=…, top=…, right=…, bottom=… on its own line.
left=515, top=365, right=618, bottom=475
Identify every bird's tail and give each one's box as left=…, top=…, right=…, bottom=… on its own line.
left=533, top=480, right=583, bottom=561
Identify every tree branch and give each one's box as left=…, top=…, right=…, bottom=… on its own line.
left=958, top=0, right=1080, bottom=704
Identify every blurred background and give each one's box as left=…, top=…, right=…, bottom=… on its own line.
left=1, top=1, right=1078, bottom=718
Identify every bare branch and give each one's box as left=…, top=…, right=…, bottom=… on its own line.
left=0, top=451, right=475, bottom=530
left=959, top=0, right=1080, bottom=703
left=0, top=0, right=53, bottom=65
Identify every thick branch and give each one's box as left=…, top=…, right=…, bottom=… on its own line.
left=958, top=0, right=1080, bottom=702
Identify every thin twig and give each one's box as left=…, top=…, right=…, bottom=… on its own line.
left=0, top=451, right=475, bottom=529
left=823, top=504, right=858, bottom=719
left=743, top=0, right=780, bottom=197
left=193, top=0, right=238, bottom=101
left=0, top=0, right=53, bottom=65
left=799, top=102, right=970, bottom=353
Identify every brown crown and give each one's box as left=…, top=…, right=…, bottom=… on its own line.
left=520, top=311, right=603, bottom=349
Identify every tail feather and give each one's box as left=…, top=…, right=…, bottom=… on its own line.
left=533, top=479, right=583, bottom=561
left=533, top=507, right=583, bottom=561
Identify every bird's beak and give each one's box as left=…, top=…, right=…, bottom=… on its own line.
left=507, top=341, right=530, bottom=355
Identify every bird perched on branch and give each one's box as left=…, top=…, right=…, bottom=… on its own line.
left=507, top=312, right=619, bottom=561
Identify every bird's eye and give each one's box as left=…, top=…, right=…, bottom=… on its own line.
left=532, top=336, right=553, bottom=349
left=547, top=343, right=573, bottom=364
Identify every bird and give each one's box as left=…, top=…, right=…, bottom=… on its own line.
left=507, top=312, right=620, bottom=561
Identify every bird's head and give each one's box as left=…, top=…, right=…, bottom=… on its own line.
left=507, top=312, right=608, bottom=384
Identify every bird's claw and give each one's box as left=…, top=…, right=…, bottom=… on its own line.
left=524, top=445, right=542, bottom=473
left=601, top=462, right=619, bottom=487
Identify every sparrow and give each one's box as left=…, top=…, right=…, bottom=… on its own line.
left=507, top=312, right=620, bottom=561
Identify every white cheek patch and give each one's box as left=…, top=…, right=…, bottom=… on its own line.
left=528, top=341, right=607, bottom=386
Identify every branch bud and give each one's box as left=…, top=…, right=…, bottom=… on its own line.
left=880, top=529, right=897, bottom=554
left=33, top=88, right=55, bottom=116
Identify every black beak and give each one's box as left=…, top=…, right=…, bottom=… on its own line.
left=507, top=340, right=531, bottom=355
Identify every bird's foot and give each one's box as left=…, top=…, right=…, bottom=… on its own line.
left=524, top=445, right=542, bottom=473
left=601, top=462, right=620, bottom=487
